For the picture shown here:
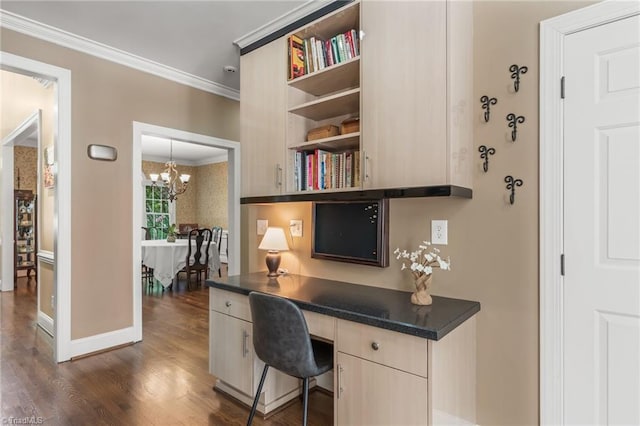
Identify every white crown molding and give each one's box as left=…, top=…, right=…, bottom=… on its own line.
left=233, top=0, right=330, bottom=49
left=0, top=10, right=240, bottom=101
left=142, top=153, right=227, bottom=167
left=193, top=153, right=228, bottom=166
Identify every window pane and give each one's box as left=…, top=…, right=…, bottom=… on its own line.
left=152, top=186, right=161, bottom=199
left=145, top=186, right=152, bottom=198
left=145, top=200, right=153, bottom=213
left=161, top=201, right=168, bottom=213
left=146, top=215, right=154, bottom=228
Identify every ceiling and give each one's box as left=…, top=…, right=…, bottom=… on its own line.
left=141, top=135, right=227, bottom=166
left=1, top=0, right=311, bottom=92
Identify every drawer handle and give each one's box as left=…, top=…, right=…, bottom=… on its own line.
left=225, top=301, right=231, bottom=307
left=371, top=342, right=380, bottom=351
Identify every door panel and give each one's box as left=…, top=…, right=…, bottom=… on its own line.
left=564, top=15, right=640, bottom=425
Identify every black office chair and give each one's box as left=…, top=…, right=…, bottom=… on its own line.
left=247, top=292, right=333, bottom=426
left=211, top=226, right=223, bottom=277
left=178, top=228, right=211, bottom=290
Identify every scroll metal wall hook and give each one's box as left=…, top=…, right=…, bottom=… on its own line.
left=480, top=96, right=498, bottom=122
left=509, top=64, right=528, bottom=92
left=506, top=113, right=525, bottom=142
left=505, top=175, right=523, bottom=205
left=478, top=145, right=496, bottom=173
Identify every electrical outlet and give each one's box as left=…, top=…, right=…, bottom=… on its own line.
left=431, top=220, right=448, bottom=245
left=290, top=220, right=303, bottom=237
left=257, top=220, right=268, bottom=235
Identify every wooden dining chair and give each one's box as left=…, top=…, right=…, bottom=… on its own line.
left=141, top=227, right=155, bottom=289
left=178, top=228, right=212, bottom=290
left=211, top=226, right=223, bottom=277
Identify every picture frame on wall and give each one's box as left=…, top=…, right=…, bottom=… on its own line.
left=43, top=146, right=54, bottom=189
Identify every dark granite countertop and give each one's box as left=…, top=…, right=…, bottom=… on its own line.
left=206, top=272, right=480, bottom=341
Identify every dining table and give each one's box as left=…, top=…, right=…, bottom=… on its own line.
left=141, top=239, right=221, bottom=288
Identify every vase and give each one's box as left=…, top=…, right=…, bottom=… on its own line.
left=167, top=235, right=176, bottom=243
left=411, top=274, right=433, bottom=305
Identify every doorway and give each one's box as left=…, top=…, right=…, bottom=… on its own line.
left=540, top=2, right=640, bottom=424
left=0, top=51, right=72, bottom=362
left=131, top=122, right=241, bottom=340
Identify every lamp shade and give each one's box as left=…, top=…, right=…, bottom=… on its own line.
left=258, top=227, right=289, bottom=251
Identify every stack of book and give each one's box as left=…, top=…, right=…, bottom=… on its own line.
left=288, top=29, right=359, bottom=80
left=293, top=149, right=361, bottom=191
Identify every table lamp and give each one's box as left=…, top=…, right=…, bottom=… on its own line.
left=258, top=227, right=289, bottom=277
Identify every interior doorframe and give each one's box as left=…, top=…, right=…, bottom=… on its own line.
left=0, top=51, right=73, bottom=362
left=1, top=109, right=40, bottom=292
left=132, top=121, right=241, bottom=341
left=539, top=2, right=640, bottom=424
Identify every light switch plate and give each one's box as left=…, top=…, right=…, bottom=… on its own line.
left=290, top=220, right=303, bottom=237
left=431, top=220, right=448, bottom=245
left=257, top=220, right=268, bottom=235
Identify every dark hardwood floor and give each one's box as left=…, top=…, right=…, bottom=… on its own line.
left=1, top=275, right=333, bottom=425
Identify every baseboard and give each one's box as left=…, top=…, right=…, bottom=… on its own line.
left=433, top=409, right=478, bottom=426
left=37, top=311, right=54, bottom=336
left=69, top=326, right=136, bottom=358
left=214, top=377, right=318, bottom=416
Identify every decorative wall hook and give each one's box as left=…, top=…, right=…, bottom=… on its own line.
left=506, top=113, right=525, bottom=142
left=478, top=145, right=496, bottom=173
left=504, top=175, right=523, bottom=205
left=509, top=64, right=528, bottom=92
left=480, top=96, right=498, bottom=122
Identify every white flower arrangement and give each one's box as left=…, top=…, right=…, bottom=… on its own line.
left=393, top=241, right=451, bottom=279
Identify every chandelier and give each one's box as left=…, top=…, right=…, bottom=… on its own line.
left=149, top=139, right=190, bottom=202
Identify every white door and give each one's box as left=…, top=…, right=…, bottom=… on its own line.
left=564, top=15, right=640, bottom=425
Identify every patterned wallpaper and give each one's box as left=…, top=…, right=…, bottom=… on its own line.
left=141, top=160, right=227, bottom=230
left=14, top=146, right=38, bottom=193
left=196, top=161, right=228, bottom=229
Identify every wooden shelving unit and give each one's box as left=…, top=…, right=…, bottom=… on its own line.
left=14, top=189, right=37, bottom=285
left=286, top=1, right=362, bottom=195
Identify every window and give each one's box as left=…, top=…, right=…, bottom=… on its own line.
left=144, top=184, right=174, bottom=239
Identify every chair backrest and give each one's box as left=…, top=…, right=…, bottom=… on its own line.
left=187, top=228, right=212, bottom=269
left=141, top=226, right=152, bottom=240
left=211, top=226, right=223, bottom=253
left=248, top=292, right=318, bottom=379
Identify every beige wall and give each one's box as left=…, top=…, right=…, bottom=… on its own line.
left=242, top=1, right=596, bottom=425
left=1, top=28, right=240, bottom=339
left=1, top=70, right=55, bottom=320
left=141, top=160, right=228, bottom=231
left=14, top=147, right=37, bottom=192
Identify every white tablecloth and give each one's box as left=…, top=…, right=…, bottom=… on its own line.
left=142, top=239, right=221, bottom=288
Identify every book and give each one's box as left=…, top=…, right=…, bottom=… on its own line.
left=304, top=38, right=314, bottom=73
left=315, top=39, right=325, bottom=70
left=350, top=29, right=359, bottom=56
left=288, top=35, right=305, bottom=80
left=337, top=34, right=347, bottom=63
left=310, top=36, right=319, bottom=73
left=331, top=37, right=340, bottom=64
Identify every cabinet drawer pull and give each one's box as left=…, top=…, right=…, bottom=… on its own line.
left=275, top=163, right=283, bottom=187
left=242, top=330, right=249, bottom=357
left=225, top=301, right=232, bottom=307
left=337, top=364, right=343, bottom=399
left=364, top=151, right=370, bottom=181
left=371, top=341, right=380, bottom=351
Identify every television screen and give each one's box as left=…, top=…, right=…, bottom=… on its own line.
left=312, top=199, right=388, bottom=267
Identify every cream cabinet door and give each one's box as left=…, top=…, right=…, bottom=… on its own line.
left=240, top=37, right=287, bottom=197
left=336, top=352, right=428, bottom=425
left=360, top=1, right=448, bottom=189
left=210, top=311, right=253, bottom=395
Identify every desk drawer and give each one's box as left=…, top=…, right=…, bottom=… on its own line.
left=210, top=288, right=251, bottom=322
left=336, top=319, right=428, bottom=378
left=303, top=310, right=335, bottom=342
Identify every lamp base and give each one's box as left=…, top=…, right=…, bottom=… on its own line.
left=265, top=251, right=281, bottom=277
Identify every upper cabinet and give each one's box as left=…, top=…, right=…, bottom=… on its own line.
left=240, top=36, right=287, bottom=198
left=360, top=0, right=473, bottom=190
left=239, top=0, right=473, bottom=199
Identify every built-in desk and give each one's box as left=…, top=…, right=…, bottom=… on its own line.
left=207, top=273, right=480, bottom=425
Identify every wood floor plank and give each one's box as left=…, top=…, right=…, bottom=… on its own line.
left=1, top=276, right=333, bottom=425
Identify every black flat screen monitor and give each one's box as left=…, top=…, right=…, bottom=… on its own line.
left=311, top=199, right=388, bottom=267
